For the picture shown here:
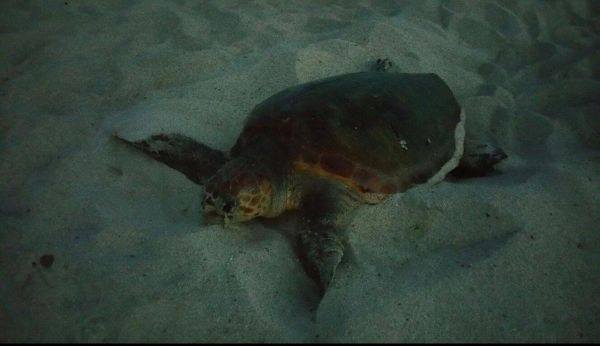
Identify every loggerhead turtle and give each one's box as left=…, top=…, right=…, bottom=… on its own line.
left=114, top=59, right=507, bottom=293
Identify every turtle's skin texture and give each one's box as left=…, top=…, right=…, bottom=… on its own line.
left=115, top=64, right=507, bottom=294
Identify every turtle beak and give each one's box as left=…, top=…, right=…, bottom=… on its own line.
left=202, top=209, right=223, bottom=225
left=201, top=194, right=222, bottom=225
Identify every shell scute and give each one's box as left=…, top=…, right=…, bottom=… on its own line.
left=234, top=72, right=462, bottom=197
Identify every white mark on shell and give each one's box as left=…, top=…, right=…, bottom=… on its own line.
left=400, top=140, right=408, bottom=150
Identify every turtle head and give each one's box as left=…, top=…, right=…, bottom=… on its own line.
left=202, top=159, right=276, bottom=223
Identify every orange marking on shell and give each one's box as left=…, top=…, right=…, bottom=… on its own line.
left=319, top=154, right=355, bottom=178
left=293, top=159, right=391, bottom=199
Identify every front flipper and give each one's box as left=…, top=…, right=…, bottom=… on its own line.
left=297, top=184, right=360, bottom=295
left=299, top=229, right=346, bottom=294
left=114, top=133, right=228, bottom=185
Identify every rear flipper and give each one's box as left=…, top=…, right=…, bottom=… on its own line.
left=450, top=140, right=507, bottom=178
left=369, top=58, right=508, bottom=178
left=113, top=133, right=228, bottom=185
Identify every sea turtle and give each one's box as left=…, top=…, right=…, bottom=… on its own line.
left=114, top=59, right=507, bottom=293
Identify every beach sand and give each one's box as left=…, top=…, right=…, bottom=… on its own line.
left=1, top=0, right=599, bottom=342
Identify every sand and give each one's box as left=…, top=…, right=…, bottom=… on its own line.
left=1, top=0, right=599, bottom=342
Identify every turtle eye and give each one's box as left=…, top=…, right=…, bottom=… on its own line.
left=203, top=194, right=214, bottom=206
left=222, top=201, right=234, bottom=214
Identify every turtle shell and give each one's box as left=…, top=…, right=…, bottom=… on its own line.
left=231, top=72, right=463, bottom=201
